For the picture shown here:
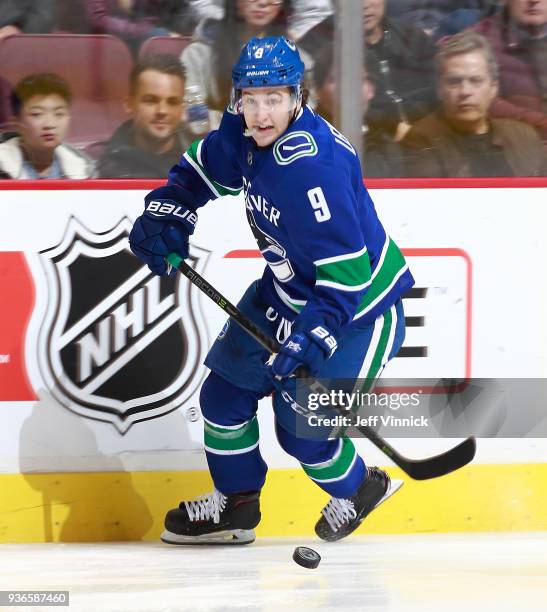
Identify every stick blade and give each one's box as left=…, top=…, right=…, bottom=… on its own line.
left=400, top=437, right=476, bottom=480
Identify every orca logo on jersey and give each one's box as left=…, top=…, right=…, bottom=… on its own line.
left=33, top=217, right=209, bottom=433
left=243, top=177, right=281, bottom=227
left=243, top=178, right=294, bottom=283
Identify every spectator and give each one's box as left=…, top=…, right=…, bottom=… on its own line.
left=190, top=0, right=333, bottom=40
left=313, top=47, right=405, bottom=177
left=363, top=0, right=438, bottom=143
left=181, top=0, right=305, bottom=121
left=472, top=0, right=547, bottom=143
left=385, top=1, right=496, bottom=38
left=98, top=54, right=192, bottom=178
left=0, top=73, right=95, bottom=179
left=401, top=31, right=547, bottom=176
left=287, top=0, right=332, bottom=40
left=296, top=12, right=333, bottom=65
left=84, top=0, right=200, bottom=50
left=0, top=0, right=56, bottom=38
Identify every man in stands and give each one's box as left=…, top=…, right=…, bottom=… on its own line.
left=401, top=30, right=546, bottom=176
left=362, top=0, right=438, bottom=143
left=98, top=54, right=192, bottom=178
left=313, top=47, right=405, bottom=177
left=473, top=0, right=547, bottom=144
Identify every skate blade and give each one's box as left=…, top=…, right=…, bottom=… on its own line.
left=373, top=478, right=404, bottom=510
left=160, top=528, right=256, bottom=545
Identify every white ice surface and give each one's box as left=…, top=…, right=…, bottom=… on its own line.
left=1, top=532, right=546, bottom=612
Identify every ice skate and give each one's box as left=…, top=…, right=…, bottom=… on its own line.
left=161, top=489, right=260, bottom=545
left=315, top=467, right=403, bottom=542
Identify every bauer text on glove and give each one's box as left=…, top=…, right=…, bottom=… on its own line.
left=270, top=324, right=338, bottom=379
left=128, top=189, right=198, bottom=276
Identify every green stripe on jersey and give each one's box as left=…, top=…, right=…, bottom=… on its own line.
left=301, top=437, right=357, bottom=483
left=355, top=238, right=407, bottom=319
left=185, top=139, right=242, bottom=198
left=359, top=307, right=393, bottom=396
left=272, top=282, right=304, bottom=314
left=336, top=308, right=395, bottom=438
left=315, top=248, right=372, bottom=291
left=204, top=417, right=259, bottom=454
left=274, top=237, right=407, bottom=320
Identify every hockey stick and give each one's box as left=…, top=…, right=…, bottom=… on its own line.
left=167, top=253, right=476, bottom=480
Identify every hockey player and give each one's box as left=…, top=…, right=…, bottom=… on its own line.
left=129, top=36, right=415, bottom=544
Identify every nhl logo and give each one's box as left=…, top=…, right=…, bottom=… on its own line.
left=34, top=217, right=209, bottom=433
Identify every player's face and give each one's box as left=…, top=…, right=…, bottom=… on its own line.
left=18, top=94, right=71, bottom=152
left=241, top=87, right=295, bottom=147
left=237, top=0, right=284, bottom=28
left=438, top=51, right=498, bottom=133
left=506, top=0, right=547, bottom=28
left=126, top=70, right=185, bottom=143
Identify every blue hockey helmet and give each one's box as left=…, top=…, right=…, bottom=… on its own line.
left=232, top=36, right=305, bottom=90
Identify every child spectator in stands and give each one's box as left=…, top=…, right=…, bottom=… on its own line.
left=98, top=54, right=192, bottom=177
left=0, top=73, right=95, bottom=179
left=472, top=0, right=547, bottom=144
left=363, top=0, right=438, bottom=143
left=0, top=0, right=56, bottom=38
left=401, top=31, right=546, bottom=176
left=181, top=0, right=306, bottom=126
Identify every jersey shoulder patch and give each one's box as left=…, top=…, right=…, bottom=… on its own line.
left=273, top=131, right=318, bottom=166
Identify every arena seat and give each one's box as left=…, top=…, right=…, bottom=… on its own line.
left=138, top=36, right=191, bottom=60
left=0, top=76, right=12, bottom=127
left=0, top=34, right=133, bottom=146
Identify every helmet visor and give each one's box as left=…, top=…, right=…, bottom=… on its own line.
left=232, top=86, right=301, bottom=115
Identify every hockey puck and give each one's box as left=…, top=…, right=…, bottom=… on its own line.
left=293, top=546, right=321, bottom=569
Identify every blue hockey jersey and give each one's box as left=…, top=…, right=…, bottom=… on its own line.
left=165, top=105, right=415, bottom=331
